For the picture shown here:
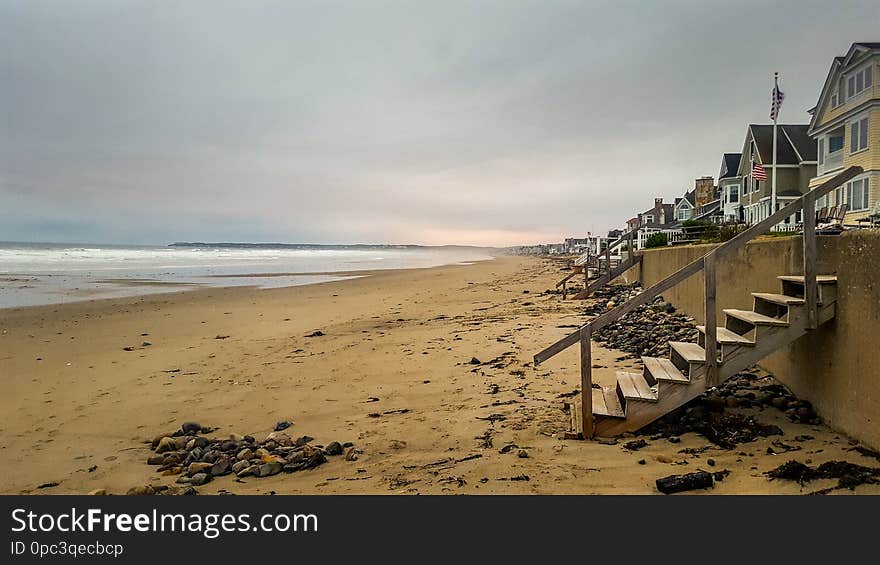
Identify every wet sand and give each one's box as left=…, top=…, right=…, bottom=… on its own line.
left=1, top=256, right=878, bottom=495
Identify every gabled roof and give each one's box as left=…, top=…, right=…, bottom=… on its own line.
left=674, top=189, right=696, bottom=208
left=809, top=42, right=880, bottom=134
left=738, top=124, right=814, bottom=171
left=719, top=153, right=742, bottom=180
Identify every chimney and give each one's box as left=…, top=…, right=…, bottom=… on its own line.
left=694, top=176, right=715, bottom=208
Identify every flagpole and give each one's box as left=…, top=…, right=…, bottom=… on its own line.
left=771, top=72, right=779, bottom=219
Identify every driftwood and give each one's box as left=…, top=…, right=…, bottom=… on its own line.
left=655, top=471, right=714, bottom=494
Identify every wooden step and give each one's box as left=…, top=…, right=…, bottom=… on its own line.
left=616, top=371, right=658, bottom=402
left=592, top=386, right=625, bottom=418
left=696, top=325, right=756, bottom=345
left=751, top=292, right=807, bottom=306
left=669, top=341, right=706, bottom=363
left=777, top=275, right=837, bottom=285
left=723, top=309, right=789, bottom=327
left=642, top=356, right=689, bottom=383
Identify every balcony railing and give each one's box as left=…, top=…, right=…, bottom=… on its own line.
left=818, top=150, right=844, bottom=176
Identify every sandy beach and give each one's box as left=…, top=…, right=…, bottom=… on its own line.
left=1, top=256, right=878, bottom=495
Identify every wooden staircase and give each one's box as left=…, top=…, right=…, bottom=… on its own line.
left=580, top=274, right=838, bottom=437
left=536, top=165, right=862, bottom=440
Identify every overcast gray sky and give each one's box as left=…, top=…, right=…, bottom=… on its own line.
left=1, top=1, right=878, bottom=246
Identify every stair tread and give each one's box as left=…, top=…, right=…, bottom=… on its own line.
left=642, top=356, right=689, bottom=383
left=724, top=309, right=789, bottom=326
left=778, top=275, right=837, bottom=284
left=592, top=386, right=625, bottom=418
left=696, top=325, right=756, bottom=345
left=752, top=292, right=808, bottom=306
left=669, top=341, right=706, bottom=363
left=616, top=371, right=658, bottom=402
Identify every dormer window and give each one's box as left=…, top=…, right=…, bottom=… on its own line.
left=847, top=65, right=873, bottom=98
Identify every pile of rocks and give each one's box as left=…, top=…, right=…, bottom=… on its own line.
left=591, top=290, right=697, bottom=358
left=640, top=371, right=820, bottom=448
left=146, top=422, right=358, bottom=488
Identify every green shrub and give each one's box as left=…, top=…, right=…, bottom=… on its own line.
left=645, top=232, right=668, bottom=248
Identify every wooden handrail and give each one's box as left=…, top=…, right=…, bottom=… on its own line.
left=533, top=166, right=863, bottom=438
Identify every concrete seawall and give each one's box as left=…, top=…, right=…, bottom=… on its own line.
left=625, top=231, right=880, bottom=449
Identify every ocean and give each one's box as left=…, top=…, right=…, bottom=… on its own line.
left=0, top=242, right=495, bottom=308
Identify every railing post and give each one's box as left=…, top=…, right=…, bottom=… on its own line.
left=604, top=244, right=611, bottom=277
left=628, top=230, right=634, bottom=261
left=704, top=251, right=718, bottom=388
left=803, top=192, right=818, bottom=329
left=579, top=325, right=594, bottom=438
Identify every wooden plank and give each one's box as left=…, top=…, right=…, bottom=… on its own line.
left=579, top=326, right=593, bottom=438
left=669, top=341, right=706, bottom=363
left=616, top=371, right=640, bottom=399
left=704, top=251, right=718, bottom=387
left=643, top=356, right=689, bottom=383
left=723, top=309, right=789, bottom=326
left=571, top=397, right=584, bottom=437
left=618, top=370, right=657, bottom=401
left=534, top=329, right=580, bottom=365
left=777, top=275, right=837, bottom=284
left=751, top=293, right=807, bottom=306
left=803, top=191, right=818, bottom=330
left=602, top=386, right=626, bottom=418
left=697, top=325, right=755, bottom=345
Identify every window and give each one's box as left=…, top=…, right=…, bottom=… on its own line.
left=850, top=117, right=869, bottom=153
left=729, top=185, right=739, bottom=203
left=846, top=178, right=870, bottom=211
left=829, top=135, right=844, bottom=153
left=834, top=187, right=843, bottom=206
left=816, top=194, right=828, bottom=209
left=847, top=66, right=873, bottom=98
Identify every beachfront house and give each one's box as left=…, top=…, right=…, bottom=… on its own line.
left=633, top=198, right=679, bottom=249
left=672, top=189, right=696, bottom=222
left=718, top=153, right=744, bottom=223
left=807, top=42, right=880, bottom=224
left=737, top=124, right=817, bottom=229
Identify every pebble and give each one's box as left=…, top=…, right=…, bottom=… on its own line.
left=155, top=437, right=177, bottom=454
left=190, top=473, right=210, bottom=486
left=517, top=450, right=529, bottom=459
left=325, top=441, right=343, bottom=456
left=89, top=488, right=107, bottom=496
left=257, top=462, right=283, bottom=477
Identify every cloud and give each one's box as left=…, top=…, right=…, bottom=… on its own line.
left=1, top=0, right=877, bottom=245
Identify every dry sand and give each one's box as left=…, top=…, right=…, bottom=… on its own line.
left=1, top=256, right=878, bottom=495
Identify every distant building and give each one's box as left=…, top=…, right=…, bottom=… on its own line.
left=737, top=123, right=817, bottom=227
left=718, top=153, right=744, bottom=223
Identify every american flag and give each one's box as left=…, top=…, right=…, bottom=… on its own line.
left=770, top=83, right=785, bottom=121
left=752, top=162, right=767, bottom=181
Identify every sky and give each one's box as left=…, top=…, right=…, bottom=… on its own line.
left=1, top=1, right=878, bottom=247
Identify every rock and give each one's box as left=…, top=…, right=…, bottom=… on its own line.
left=237, top=465, right=259, bottom=478
left=656, top=471, right=714, bottom=494
left=668, top=436, right=681, bottom=444
left=274, top=421, right=292, bottom=431
left=597, top=437, right=618, bottom=445
left=325, top=441, right=343, bottom=456
left=707, top=458, right=716, bottom=467
left=210, top=456, right=231, bottom=476
left=181, top=422, right=202, bottom=435
left=126, top=485, right=157, bottom=496
left=257, top=462, right=283, bottom=477
left=254, top=448, right=272, bottom=460
left=294, top=435, right=314, bottom=447
left=469, top=357, right=481, bottom=365
left=190, top=473, right=210, bottom=486
left=265, top=432, right=293, bottom=447
left=236, top=448, right=254, bottom=461
left=637, top=459, right=646, bottom=465
left=187, top=462, right=213, bottom=475
left=624, top=439, right=647, bottom=451
left=147, top=455, right=165, bottom=465
left=656, top=455, right=673, bottom=464
left=231, top=460, right=251, bottom=474
left=517, top=449, right=529, bottom=459
left=344, top=447, right=359, bottom=462
left=88, top=488, right=107, bottom=496
left=155, top=437, right=178, bottom=453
